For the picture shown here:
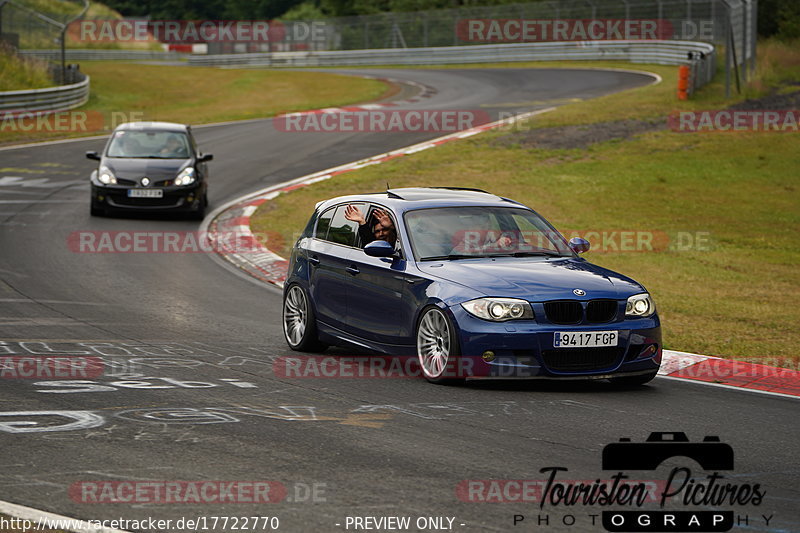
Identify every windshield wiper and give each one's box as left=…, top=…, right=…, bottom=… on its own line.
left=485, top=250, right=567, bottom=258
left=420, top=254, right=480, bottom=261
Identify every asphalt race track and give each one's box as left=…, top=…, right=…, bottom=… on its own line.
left=1, top=68, right=797, bottom=532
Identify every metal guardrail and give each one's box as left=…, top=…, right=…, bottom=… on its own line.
left=0, top=73, right=89, bottom=114
left=189, top=40, right=717, bottom=89
left=19, top=49, right=184, bottom=61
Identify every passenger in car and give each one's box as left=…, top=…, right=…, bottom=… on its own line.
left=344, top=205, right=397, bottom=247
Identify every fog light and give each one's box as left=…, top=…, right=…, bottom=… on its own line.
left=98, top=195, right=104, bottom=201
left=482, top=351, right=495, bottom=362
left=639, top=345, right=657, bottom=359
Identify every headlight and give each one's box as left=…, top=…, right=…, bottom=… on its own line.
left=461, top=298, right=534, bottom=322
left=97, top=167, right=116, bottom=185
left=626, top=293, right=656, bottom=317
left=174, top=167, right=195, bottom=186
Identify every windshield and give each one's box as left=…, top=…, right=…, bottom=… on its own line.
left=404, top=206, right=573, bottom=261
left=106, top=130, right=191, bottom=159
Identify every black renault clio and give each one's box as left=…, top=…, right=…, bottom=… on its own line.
left=86, top=122, right=213, bottom=218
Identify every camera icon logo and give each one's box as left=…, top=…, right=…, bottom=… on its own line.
left=602, top=432, right=734, bottom=471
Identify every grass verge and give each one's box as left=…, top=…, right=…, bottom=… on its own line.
left=0, top=47, right=52, bottom=91
left=250, top=41, right=800, bottom=363
left=0, top=62, right=388, bottom=145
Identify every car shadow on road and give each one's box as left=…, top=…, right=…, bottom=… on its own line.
left=284, top=348, right=660, bottom=394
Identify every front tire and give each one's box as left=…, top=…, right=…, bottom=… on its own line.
left=416, top=306, right=464, bottom=385
left=282, top=284, right=326, bottom=352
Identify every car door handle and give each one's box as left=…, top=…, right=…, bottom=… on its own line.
left=308, top=256, right=320, bottom=266
left=346, top=266, right=360, bottom=275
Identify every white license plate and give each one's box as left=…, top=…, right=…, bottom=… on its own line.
left=128, top=189, right=163, bottom=198
left=554, top=331, right=618, bottom=348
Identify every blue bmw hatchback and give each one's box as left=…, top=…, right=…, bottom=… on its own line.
left=282, top=188, right=661, bottom=385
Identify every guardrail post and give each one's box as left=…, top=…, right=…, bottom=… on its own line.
left=422, top=12, right=428, bottom=48
left=724, top=11, right=731, bottom=98
left=741, top=0, right=748, bottom=83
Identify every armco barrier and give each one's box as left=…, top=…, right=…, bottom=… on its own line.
left=0, top=74, right=90, bottom=115
left=188, top=40, right=716, bottom=90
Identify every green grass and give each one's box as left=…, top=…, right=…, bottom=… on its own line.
left=0, top=62, right=388, bottom=144
left=250, top=41, right=800, bottom=364
left=0, top=47, right=52, bottom=91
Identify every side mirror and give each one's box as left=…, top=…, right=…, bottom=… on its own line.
left=198, top=153, right=213, bottom=163
left=569, top=237, right=590, bottom=254
left=364, top=240, right=395, bottom=257
left=85, top=151, right=100, bottom=161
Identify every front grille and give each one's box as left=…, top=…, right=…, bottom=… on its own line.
left=544, top=300, right=582, bottom=324
left=108, top=194, right=183, bottom=208
left=541, top=348, right=623, bottom=372
left=587, top=299, right=618, bottom=322
left=116, top=178, right=137, bottom=186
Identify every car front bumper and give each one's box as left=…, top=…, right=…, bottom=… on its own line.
left=91, top=183, right=203, bottom=211
left=447, top=304, right=662, bottom=379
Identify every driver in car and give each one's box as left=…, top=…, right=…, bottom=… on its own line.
left=344, top=205, right=397, bottom=247
left=160, top=135, right=187, bottom=157
left=451, top=212, right=514, bottom=254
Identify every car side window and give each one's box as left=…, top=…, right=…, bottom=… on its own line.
left=326, top=204, right=364, bottom=247
left=358, top=204, right=402, bottom=251
left=314, top=207, right=335, bottom=241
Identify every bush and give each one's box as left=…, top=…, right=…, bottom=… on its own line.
left=0, top=43, right=53, bottom=91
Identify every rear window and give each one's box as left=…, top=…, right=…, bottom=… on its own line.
left=314, top=203, right=365, bottom=247
left=315, top=208, right=334, bottom=240
left=327, top=205, right=361, bottom=246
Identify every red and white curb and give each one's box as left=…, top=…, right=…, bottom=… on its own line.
left=659, top=349, right=799, bottom=398
left=0, top=499, right=128, bottom=533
